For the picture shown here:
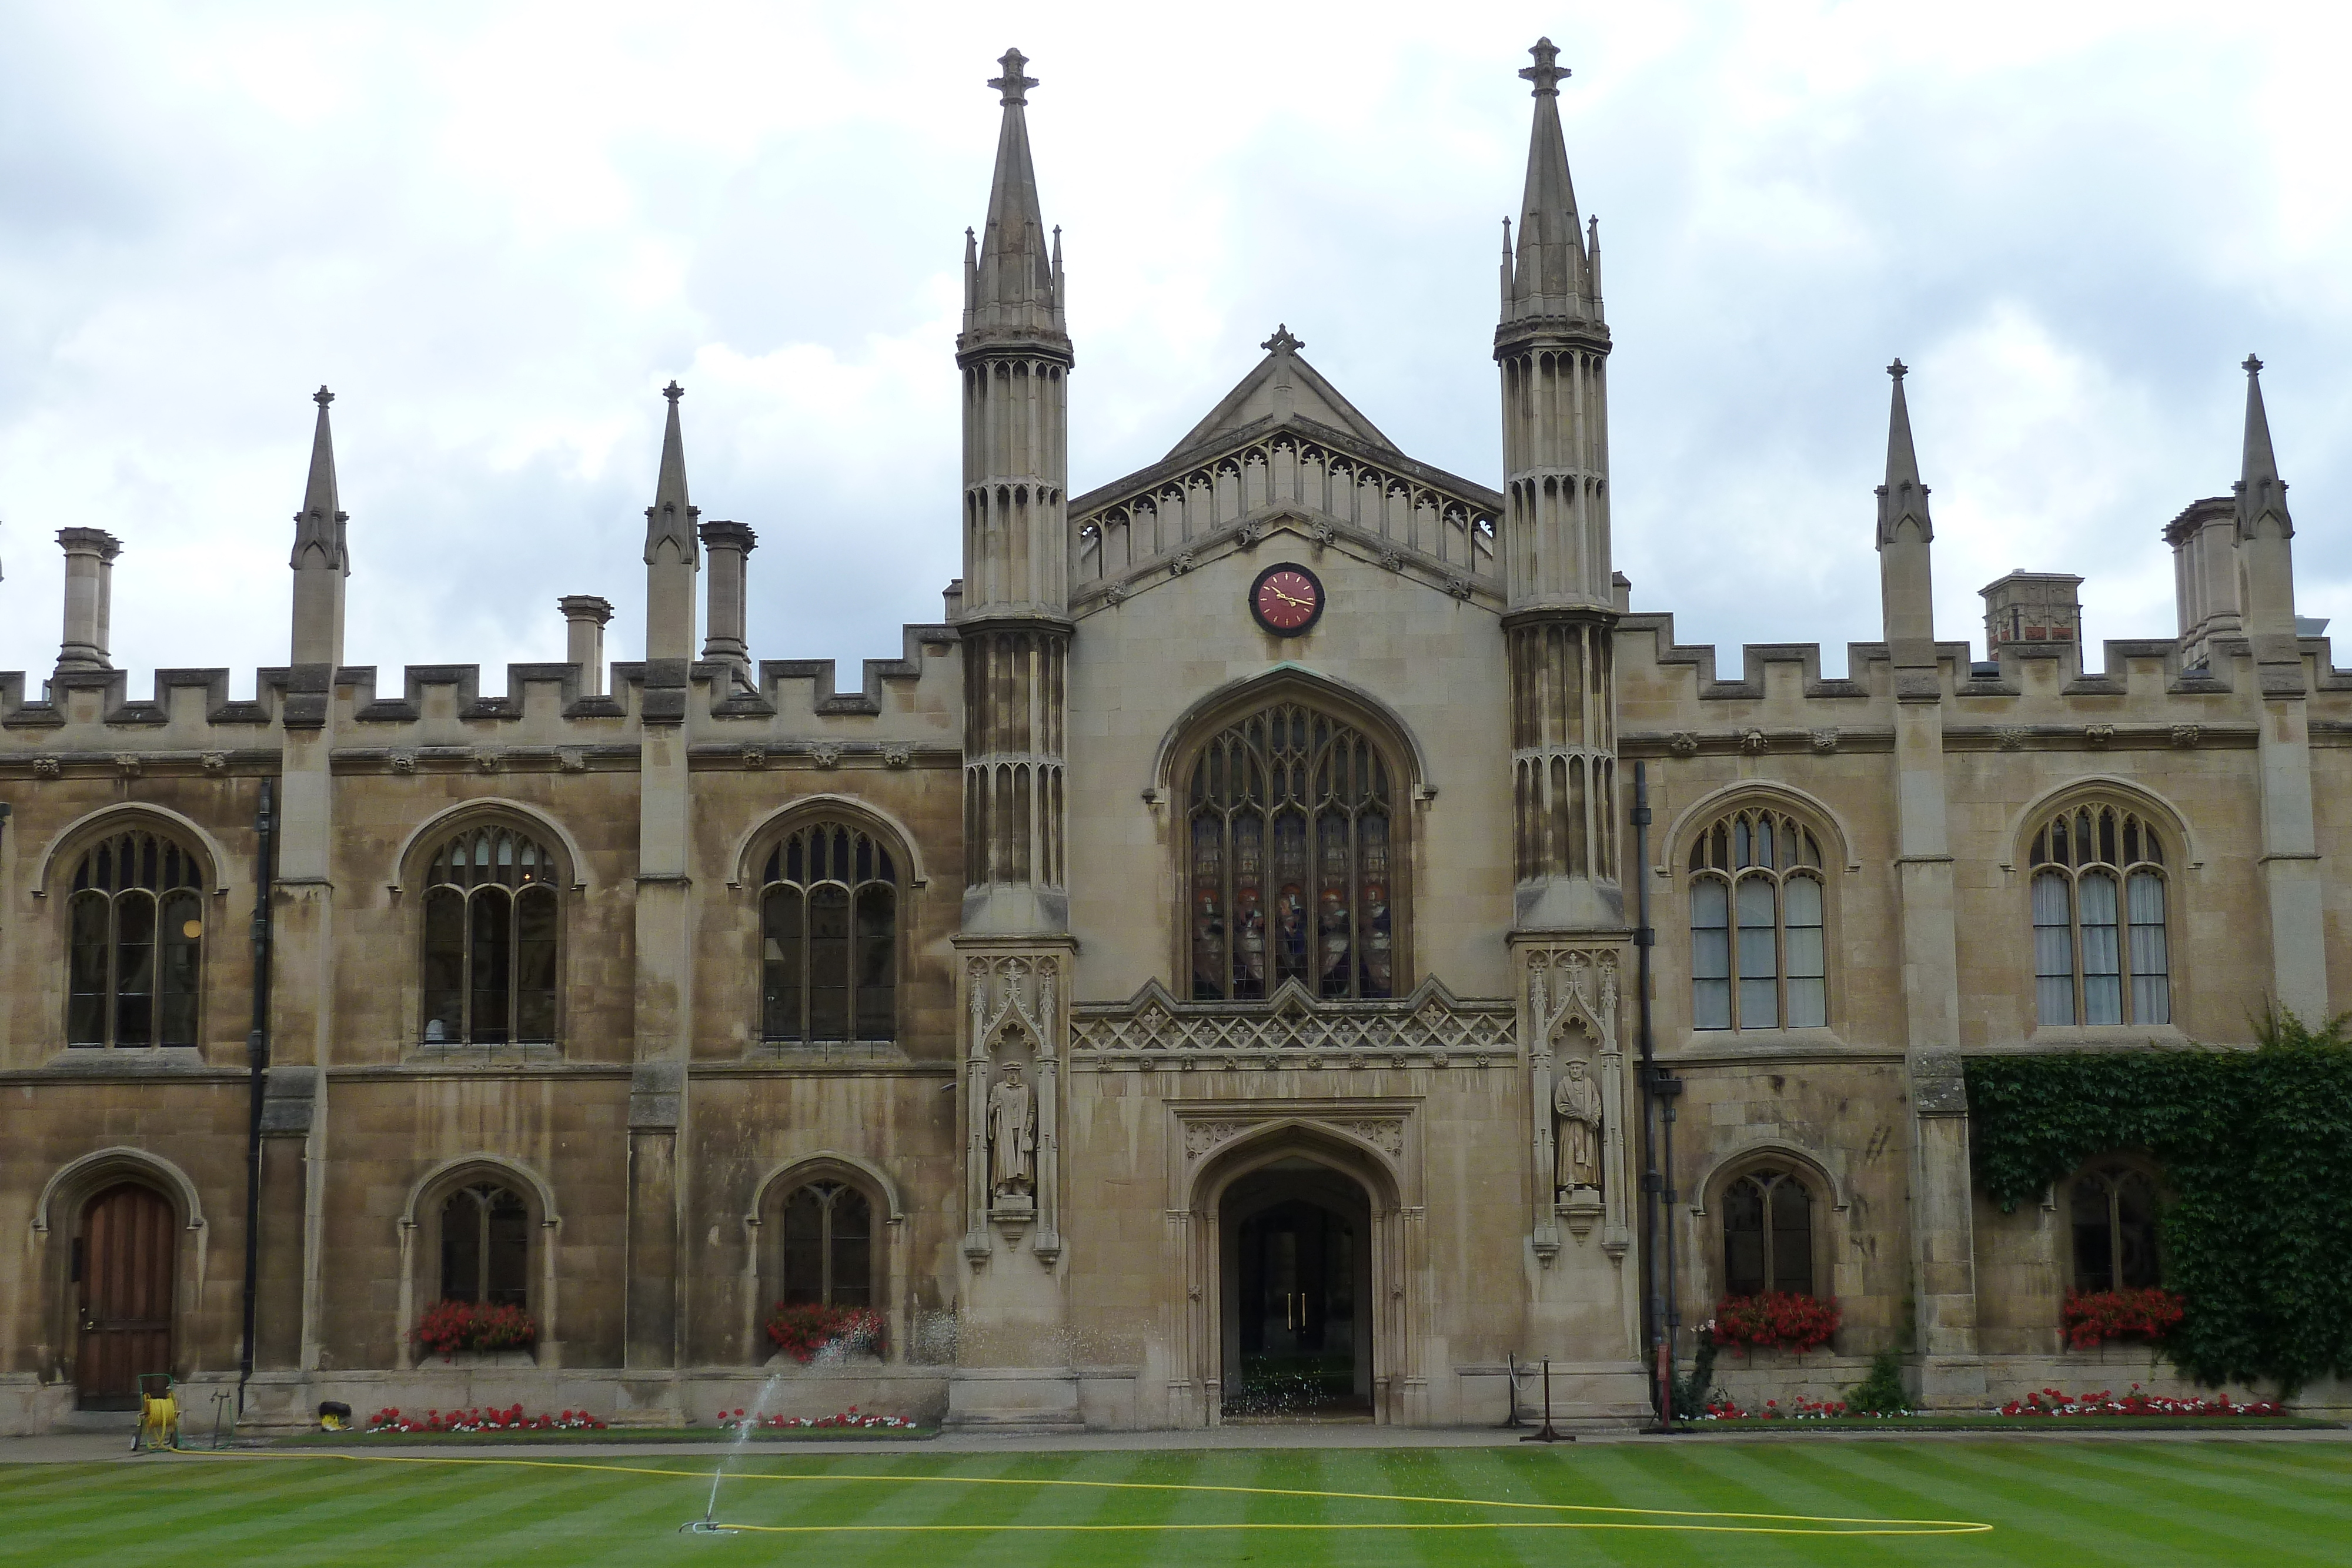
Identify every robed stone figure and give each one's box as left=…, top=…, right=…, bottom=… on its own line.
left=988, top=1065, right=1036, bottom=1197
left=1553, top=1057, right=1603, bottom=1193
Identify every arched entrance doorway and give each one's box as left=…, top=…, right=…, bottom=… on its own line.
left=1220, top=1158, right=1373, bottom=1418
left=75, top=1183, right=175, bottom=1410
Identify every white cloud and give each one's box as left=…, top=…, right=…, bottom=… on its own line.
left=2, top=0, right=2346, bottom=693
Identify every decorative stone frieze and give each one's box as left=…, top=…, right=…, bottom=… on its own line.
left=810, top=743, right=841, bottom=770
left=1739, top=727, right=1769, bottom=754
left=2084, top=723, right=2116, bottom=748
left=201, top=751, right=229, bottom=775
left=112, top=754, right=142, bottom=779
left=387, top=750, right=417, bottom=774
left=472, top=748, right=500, bottom=773
left=883, top=745, right=911, bottom=769
left=1669, top=731, right=1698, bottom=757
left=32, top=756, right=61, bottom=780
left=1997, top=727, right=2028, bottom=752
left=1068, top=978, right=1513, bottom=1072
left=740, top=746, right=768, bottom=770
left=2171, top=723, right=2201, bottom=748
left=1810, top=728, right=1839, bottom=754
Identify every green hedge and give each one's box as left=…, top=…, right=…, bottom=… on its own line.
left=1964, top=1010, right=2352, bottom=1395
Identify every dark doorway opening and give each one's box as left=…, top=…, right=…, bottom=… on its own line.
left=75, top=1182, right=175, bottom=1411
left=1221, top=1158, right=1372, bottom=1419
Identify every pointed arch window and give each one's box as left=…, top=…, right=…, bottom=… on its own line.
left=761, top=823, right=898, bottom=1044
left=1722, top=1166, right=1817, bottom=1297
left=2029, top=803, right=2169, bottom=1027
left=1185, top=701, right=1397, bottom=1002
left=420, top=825, right=561, bottom=1046
left=439, top=1182, right=530, bottom=1308
left=1688, top=808, right=1826, bottom=1031
left=776, top=1181, right=873, bottom=1309
left=67, top=829, right=206, bottom=1048
left=2067, top=1160, right=2162, bottom=1292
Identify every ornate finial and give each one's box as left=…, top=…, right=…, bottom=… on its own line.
left=1887, top=359, right=1907, bottom=381
left=662, top=380, right=684, bottom=404
left=990, top=47, right=1037, bottom=105
left=1262, top=323, right=1304, bottom=355
left=313, top=386, right=333, bottom=407
left=1519, top=36, right=1568, bottom=96
left=2244, top=353, right=2264, bottom=376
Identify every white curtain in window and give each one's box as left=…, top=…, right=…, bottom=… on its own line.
left=2033, top=871, right=2076, bottom=1025
left=1735, top=875, right=1779, bottom=1028
left=1783, top=875, right=1826, bottom=1028
left=2127, top=871, right=2170, bottom=1025
left=2079, top=872, right=2123, bottom=1025
left=1691, top=880, right=1731, bottom=1030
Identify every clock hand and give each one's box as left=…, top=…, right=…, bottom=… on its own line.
left=1269, top=588, right=1311, bottom=607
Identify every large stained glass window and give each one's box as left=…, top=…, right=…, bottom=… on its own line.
left=1187, top=702, right=1395, bottom=1001
left=420, top=825, right=561, bottom=1046
left=2027, top=802, right=2169, bottom=1027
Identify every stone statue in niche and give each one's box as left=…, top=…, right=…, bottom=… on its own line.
left=988, top=1062, right=1037, bottom=1199
left=1553, top=1056, right=1603, bottom=1194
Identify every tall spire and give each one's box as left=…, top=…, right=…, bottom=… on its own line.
left=964, top=46, right=1065, bottom=346
left=642, top=380, right=700, bottom=666
left=1875, top=360, right=1937, bottom=674
left=1876, top=360, right=1932, bottom=544
left=289, top=385, right=349, bottom=667
left=2235, top=354, right=2293, bottom=541
left=642, top=380, right=699, bottom=566
left=290, top=386, right=347, bottom=573
left=1502, top=37, right=1593, bottom=324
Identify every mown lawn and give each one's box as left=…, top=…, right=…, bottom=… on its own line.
left=4, top=1438, right=2347, bottom=1565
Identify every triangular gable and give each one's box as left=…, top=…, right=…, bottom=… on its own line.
left=1165, top=326, right=1401, bottom=463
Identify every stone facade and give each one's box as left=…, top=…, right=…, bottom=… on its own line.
left=4, top=41, right=2347, bottom=1435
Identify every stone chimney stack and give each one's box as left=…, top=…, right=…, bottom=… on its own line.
left=1980, top=570, right=2083, bottom=674
left=2163, top=496, right=2239, bottom=668
left=55, top=527, right=122, bottom=674
left=697, top=520, right=756, bottom=677
left=559, top=594, right=614, bottom=696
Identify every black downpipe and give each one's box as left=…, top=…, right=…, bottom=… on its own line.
left=1632, top=764, right=1659, bottom=1416
left=237, top=780, right=276, bottom=1417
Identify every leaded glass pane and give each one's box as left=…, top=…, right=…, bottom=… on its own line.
left=854, top=885, right=896, bottom=1041
left=808, top=887, right=850, bottom=1041
left=1784, top=875, right=1826, bottom=1028
left=469, top=887, right=512, bottom=1044
left=1736, top=875, right=1778, bottom=1029
left=1769, top=1176, right=1813, bottom=1295
left=2127, top=871, right=2169, bottom=1025
left=158, top=890, right=201, bottom=1047
left=2070, top=1174, right=2115, bottom=1292
left=114, top=891, right=155, bottom=1047
left=2116, top=1171, right=2160, bottom=1288
left=779, top=1186, right=826, bottom=1306
left=829, top=1186, right=873, bottom=1309
left=2080, top=872, right=2122, bottom=1025
left=1723, top=1176, right=1766, bottom=1296
left=1691, top=879, right=1730, bottom=1031
left=485, top=1188, right=529, bottom=1307
left=514, top=888, right=557, bottom=1042
left=68, top=891, right=109, bottom=1047
left=422, top=889, right=465, bottom=1044
left=2033, top=872, right=2076, bottom=1025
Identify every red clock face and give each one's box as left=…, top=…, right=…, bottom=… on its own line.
left=1251, top=564, right=1324, bottom=636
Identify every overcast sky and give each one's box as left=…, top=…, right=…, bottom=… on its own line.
left=4, top=1, right=2347, bottom=693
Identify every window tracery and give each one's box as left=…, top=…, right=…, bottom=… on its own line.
left=1687, top=808, right=1826, bottom=1031
left=1184, top=701, right=1396, bottom=1002
left=1722, top=1166, right=1816, bottom=1297
left=420, top=824, right=560, bottom=1046
left=66, top=829, right=206, bottom=1048
left=761, top=823, right=898, bottom=1044
left=2028, top=803, right=2170, bottom=1027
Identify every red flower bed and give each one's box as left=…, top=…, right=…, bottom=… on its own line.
left=366, top=1403, right=603, bottom=1434
left=764, top=1303, right=887, bottom=1363
left=2060, top=1288, right=2185, bottom=1349
left=1708, top=1292, right=1841, bottom=1353
left=1999, top=1384, right=2281, bottom=1417
left=1696, top=1396, right=1854, bottom=1421
left=714, top=1404, right=918, bottom=1432
left=413, top=1299, right=537, bottom=1358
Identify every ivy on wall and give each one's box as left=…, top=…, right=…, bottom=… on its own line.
left=1965, top=1010, right=2352, bottom=1395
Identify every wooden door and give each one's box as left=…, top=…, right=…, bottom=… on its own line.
left=76, top=1183, right=175, bottom=1410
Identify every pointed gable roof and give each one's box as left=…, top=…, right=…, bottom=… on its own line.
left=1164, top=325, right=1401, bottom=463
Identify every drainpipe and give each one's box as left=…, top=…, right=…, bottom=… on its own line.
left=1632, top=763, right=1660, bottom=1418
left=237, top=780, right=276, bottom=1417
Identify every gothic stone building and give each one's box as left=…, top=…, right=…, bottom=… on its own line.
left=5, top=42, right=2346, bottom=1433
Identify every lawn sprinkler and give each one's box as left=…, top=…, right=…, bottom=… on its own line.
left=1518, top=1356, right=1574, bottom=1443
left=132, top=1373, right=179, bottom=1453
